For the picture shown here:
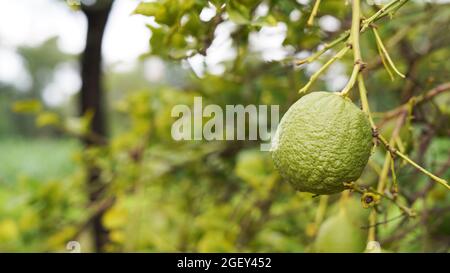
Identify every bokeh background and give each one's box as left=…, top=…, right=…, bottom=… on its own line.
left=0, top=0, right=449, bottom=252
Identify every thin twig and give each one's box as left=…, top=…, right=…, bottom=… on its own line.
left=295, top=31, right=349, bottom=65
left=361, top=0, right=410, bottom=32
left=372, top=26, right=405, bottom=78
left=295, top=0, right=409, bottom=66
left=298, top=46, right=350, bottom=94
left=380, top=82, right=450, bottom=124
left=378, top=134, right=450, bottom=190
left=362, top=213, right=406, bottom=229
left=307, top=0, right=321, bottom=26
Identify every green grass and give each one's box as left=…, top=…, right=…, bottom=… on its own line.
left=0, top=138, right=80, bottom=184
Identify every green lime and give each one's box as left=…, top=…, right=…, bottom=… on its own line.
left=315, top=210, right=367, bottom=253
left=271, top=91, right=373, bottom=195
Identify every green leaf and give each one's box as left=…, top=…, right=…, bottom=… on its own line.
left=35, top=112, right=60, bottom=128
left=209, top=0, right=224, bottom=9
left=12, top=100, right=42, bottom=114
left=133, top=2, right=168, bottom=24
left=179, top=0, right=195, bottom=11
left=252, top=15, right=278, bottom=27
left=65, top=110, right=93, bottom=135
left=148, top=25, right=168, bottom=55
left=133, top=2, right=162, bottom=16
left=102, top=205, right=128, bottom=230
left=227, top=1, right=251, bottom=25
left=0, top=219, right=19, bottom=242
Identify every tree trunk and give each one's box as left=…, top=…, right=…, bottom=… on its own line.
left=80, top=0, right=113, bottom=253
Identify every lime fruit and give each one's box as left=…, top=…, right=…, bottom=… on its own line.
left=315, top=210, right=366, bottom=253
left=271, top=91, right=373, bottom=195
left=330, top=196, right=369, bottom=224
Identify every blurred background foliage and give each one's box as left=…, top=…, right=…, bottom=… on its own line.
left=0, top=0, right=449, bottom=252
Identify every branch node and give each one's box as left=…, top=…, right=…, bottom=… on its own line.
left=371, top=128, right=379, bottom=138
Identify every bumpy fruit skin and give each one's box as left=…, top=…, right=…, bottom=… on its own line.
left=315, top=211, right=366, bottom=253
left=271, top=91, right=373, bottom=195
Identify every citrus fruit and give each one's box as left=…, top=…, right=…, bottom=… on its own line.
left=315, top=210, right=366, bottom=253
left=271, top=91, right=373, bottom=195
left=330, top=196, right=369, bottom=224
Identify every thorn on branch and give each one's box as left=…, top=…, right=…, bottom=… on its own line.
left=390, top=186, right=398, bottom=199
left=355, top=59, right=367, bottom=72
left=385, top=143, right=397, bottom=158
left=295, top=59, right=308, bottom=66
left=372, top=128, right=380, bottom=146
left=371, top=128, right=379, bottom=138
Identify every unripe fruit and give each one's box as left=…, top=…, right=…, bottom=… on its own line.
left=271, top=92, right=373, bottom=195
left=315, top=210, right=366, bottom=253
left=330, top=196, right=369, bottom=224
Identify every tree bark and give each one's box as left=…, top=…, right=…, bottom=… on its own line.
left=80, top=0, right=113, bottom=253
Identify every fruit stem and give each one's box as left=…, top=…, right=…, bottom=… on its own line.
left=340, top=0, right=363, bottom=97
left=378, top=134, right=450, bottom=190
left=307, top=0, right=321, bottom=26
